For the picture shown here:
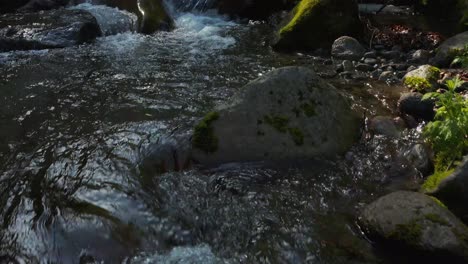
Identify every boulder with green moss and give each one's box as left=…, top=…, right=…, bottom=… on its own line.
left=430, top=157, right=468, bottom=223
left=360, top=191, right=468, bottom=262
left=94, top=0, right=173, bottom=33
left=191, top=66, right=361, bottom=166
left=432, top=31, right=468, bottom=67
left=403, top=65, right=441, bottom=92
left=272, top=0, right=363, bottom=52
left=217, top=0, right=296, bottom=20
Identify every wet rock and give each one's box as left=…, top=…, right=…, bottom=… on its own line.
left=397, top=92, right=435, bottom=121
left=380, top=50, right=400, bottom=59
left=410, top=49, right=431, bottom=64
left=363, top=51, right=377, bottom=58
left=432, top=31, right=468, bottom=67
left=368, top=116, right=402, bottom=138
left=191, top=66, right=361, bottom=165
left=272, top=0, right=363, bottom=51
left=363, top=58, right=378, bottom=65
left=331, top=36, right=365, bottom=61
left=342, top=60, right=354, bottom=72
left=138, top=0, right=173, bottom=33
left=403, top=143, right=433, bottom=176
left=432, top=157, right=468, bottom=223
left=355, top=63, right=373, bottom=72
left=378, top=71, right=398, bottom=83
left=0, top=9, right=101, bottom=52
left=403, top=65, right=441, bottom=92
left=360, top=191, right=468, bottom=262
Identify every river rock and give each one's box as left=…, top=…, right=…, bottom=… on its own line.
left=191, top=66, right=361, bottom=165
left=331, top=36, right=365, bottom=61
left=403, top=65, right=441, bottom=92
left=432, top=31, right=468, bottom=67
left=217, top=0, right=294, bottom=20
left=432, top=157, right=468, bottom=223
left=0, top=9, right=101, bottom=52
left=80, top=0, right=173, bottom=34
left=360, top=191, right=468, bottom=262
left=272, top=0, right=363, bottom=51
left=410, top=49, right=431, bottom=64
left=368, top=116, right=402, bottom=138
left=403, top=143, right=433, bottom=176
left=397, top=92, right=435, bottom=121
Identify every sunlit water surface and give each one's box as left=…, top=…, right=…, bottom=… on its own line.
left=0, top=3, right=419, bottom=263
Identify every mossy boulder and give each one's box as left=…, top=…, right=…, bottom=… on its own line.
left=272, top=0, right=363, bottom=52
left=191, top=66, right=361, bottom=166
left=93, top=0, right=173, bottom=34
left=431, top=157, right=468, bottom=223
left=403, top=65, right=441, bottom=92
left=360, top=191, right=468, bottom=262
left=217, top=0, right=296, bottom=20
left=432, top=31, right=468, bottom=67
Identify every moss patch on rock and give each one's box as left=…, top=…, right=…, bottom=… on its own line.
left=388, top=219, right=423, bottom=244
left=193, top=112, right=220, bottom=153
left=288, top=127, right=305, bottom=145
left=274, top=0, right=362, bottom=51
left=425, top=213, right=449, bottom=225
left=264, top=115, right=290, bottom=133
left=421, top=169, right=454, bottom=193
left=300, top=102, right=316, bottom=117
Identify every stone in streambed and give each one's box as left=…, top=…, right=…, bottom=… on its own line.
left=331, top=36, right=365, bottom=61
left=0, top=9, right=101, bottom=52
left=191, top=66, right=361, bottom=165
left=360, top=191, right=468, bottom=262
left=397, top=92, right=435, bottom=121
left=273, top=0, right=363, bottom=51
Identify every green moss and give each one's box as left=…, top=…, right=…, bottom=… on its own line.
left=421, top=169, right=454, bottom=193
left=425, top=213, right=449, bottom=225
left=193, top=112, right=220, bottom=153
left=280, top=0, right=320, bottom=36
left=264, top=115, right=290, bottom=133
left=288, top=127, right=304, bottom=145
left=300, top=102, right=316, bottom=117
left=427, top=66, right=441, bottom=79
left=430, top=196, right=448, bottom=209
left=388, top=219, right=423, bottom=244
left=404, top=77, right=432, bottom=91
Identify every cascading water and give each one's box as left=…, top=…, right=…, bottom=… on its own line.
left=0, top=0, right=416, bottom=263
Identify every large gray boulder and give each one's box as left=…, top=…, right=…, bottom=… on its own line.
left=0, top=9, right=101, bottom=52
left=360, top=191, right=468, bottom=262
left=432, top=157, right=468, bottom=223
left=432, top=31, right=468, bottom=67
left=191, top=66, right=361, bottom=165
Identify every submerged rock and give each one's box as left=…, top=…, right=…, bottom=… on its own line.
left=403, top=65, right=441, bottom=92
left=191, top=66, right=361, bottom=165
left=0, top=9, right=101, bottom=52
left=331, top=36, right=365, bottom=61
left=272, top=0, right=362, bottom=51
left=431, top=157, right=468, bottom=223
left=432, top=31, right=468, bottom=67
left=360, top=191, right=468, bottom=262
left=368, top=116, right=402, bottom=138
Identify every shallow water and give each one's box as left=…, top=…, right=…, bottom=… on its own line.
left=0, top=2, right=421, bottom=263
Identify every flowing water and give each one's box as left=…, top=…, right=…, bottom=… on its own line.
left=0, top=1, right=422, bottom=263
